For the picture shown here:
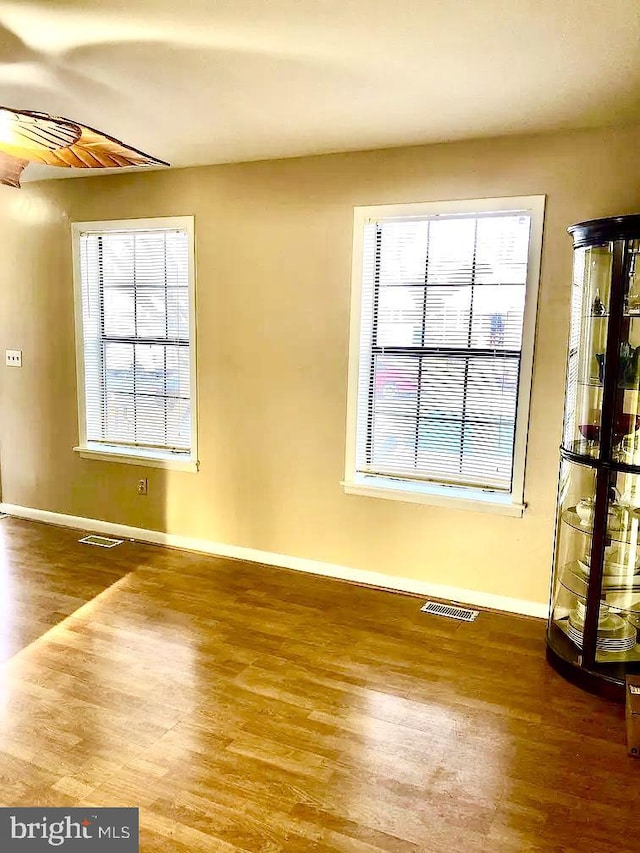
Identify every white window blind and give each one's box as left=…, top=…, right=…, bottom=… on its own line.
left=76, top=222, right=194, bottom=460
left=354, top=210, right=533, bottom=493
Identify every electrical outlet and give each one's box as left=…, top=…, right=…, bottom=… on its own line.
left=137, top=478, right=148, bottom=496
left=5, top=349, right=22, bottom=367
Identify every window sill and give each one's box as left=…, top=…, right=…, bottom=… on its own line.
left=73, top=445, right=199, bottom=473
left=342, top=475, right=525, bottom=517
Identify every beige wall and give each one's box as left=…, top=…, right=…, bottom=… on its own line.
left=1, top=124, right=639, bottom=607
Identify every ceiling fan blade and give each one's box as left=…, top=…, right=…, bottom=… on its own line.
left=0, top=151, right=28, bottom=188
left=0, top=108, right=167, bottom=179
left=18, top=121, right=169, bottom=169
left=0, top=107, right=81, bottom=153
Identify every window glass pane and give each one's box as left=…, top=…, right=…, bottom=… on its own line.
left=135, top=344, right=166, bottom=395
left=135, top=232, right=169, bottom=287
left=376, top=286, right=424, bottom=347
left=166, top=399, right=191, bottom=449
left=417, top=357, right=466, bottom=480
left=167, top=288, right=190, bottom=339
left=103, top=288, right=135, bottom=337
left=102, top=234, right=134, bottom=287
left=465, top=358, right=519, bottom=421
left=427, top=218, right=476, bottom=286
left=469, top=285, right=525, bottom=350
left=369, top=356, right=419, bottom=469
left=105, top=392, right=134, bottom=442
left=379, top=221, right=428, bottom=286
left=417, top=418, right=463, bottom=477
left=104, top=342, right=133, bottom=394
left=423, top=287, right=471, bottom=348
left=135, top=395, right=167, bottom=445
left=461, top=421, right=515, bottom=482
left=165, top=232, right=190, bottom=287
left=136, top=289, right=166, bottom=338
left=475, top=215, right=530, bottom=285
left=370, top=412, right=417, bottom=469
left=373, top=356, right=419, bottom=414
left=419, top=357, right=466, bottom=416
left=166, top=346, right=191, bottom=398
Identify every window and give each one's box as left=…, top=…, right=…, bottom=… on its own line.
left=72, top=217, right=197, bottom=472
left=344, top=196, right=544, bottom=515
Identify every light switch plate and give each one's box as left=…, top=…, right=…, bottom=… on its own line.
left=5, top=349, right=22, bottom=367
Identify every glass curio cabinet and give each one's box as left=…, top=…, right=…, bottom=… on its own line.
left=547, top=215, right=640, bottom=700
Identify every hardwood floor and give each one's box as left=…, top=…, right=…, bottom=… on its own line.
left=0, top=516, right=637, bottom=851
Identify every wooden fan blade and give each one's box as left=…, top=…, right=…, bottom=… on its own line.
left=18, top=121, right=169, bottom=170
left=0, top=107, right=81, bottom=152
left=0, top=151, right=28, bottom=188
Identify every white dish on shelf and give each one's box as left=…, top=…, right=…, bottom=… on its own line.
left=566, top=621, right=637, bottom=652
left=572, top=501, right=627, bottom=531
left=569, top=608, right=625, bottom=635
left=569, top=638, right=636, bottom=653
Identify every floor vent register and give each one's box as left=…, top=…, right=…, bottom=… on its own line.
left=79, top=534, right=124, bottom=549
left=420, top=601, right=480, bottom=622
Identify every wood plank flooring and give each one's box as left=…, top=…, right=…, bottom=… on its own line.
left=0, top=516, right=637, bottom=851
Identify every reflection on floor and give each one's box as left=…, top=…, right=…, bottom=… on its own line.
left=0, top=517, right=636, bottom=851
left=0, top=518, right=132, bottom=661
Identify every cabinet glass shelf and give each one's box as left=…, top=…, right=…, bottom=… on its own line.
left=557, top=562, right=640, bottom=602
left=564, top=439, right=640, bottom=465
left=561, top=506, right=640, bottom=544
left=580, top=313, right=640, bottom=319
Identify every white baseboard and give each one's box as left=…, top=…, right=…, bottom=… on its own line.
left=0, top=502, right=549, bottom=619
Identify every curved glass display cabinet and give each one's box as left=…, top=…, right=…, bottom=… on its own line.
left=547, top=214, right=640, bottom=700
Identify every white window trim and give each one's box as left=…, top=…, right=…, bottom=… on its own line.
left=71, top=216, right=199, bottom=473
left=343, top=195, right=546, bottom=515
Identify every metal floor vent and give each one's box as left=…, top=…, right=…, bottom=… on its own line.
left=79, top=534, right=124, bottom=549
left=420, top=601, right=480, bottom=622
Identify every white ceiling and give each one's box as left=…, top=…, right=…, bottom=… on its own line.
left=1, top=0, right=640, bottom=181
